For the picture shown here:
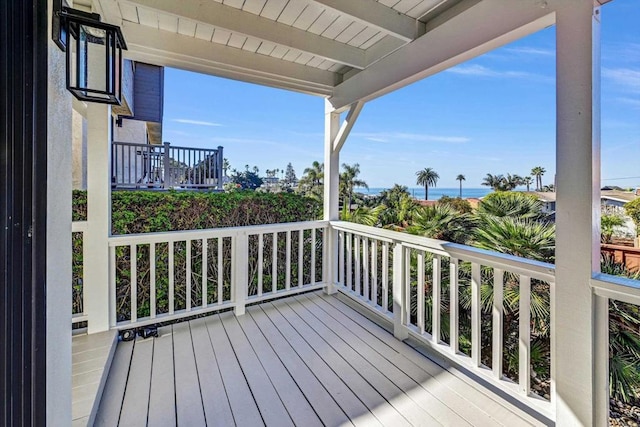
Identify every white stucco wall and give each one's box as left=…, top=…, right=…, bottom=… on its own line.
left=72, top=108, right=87, bottom=190
left=47, top=0, right=72, bottom=424
left=113, top=118, right=150, bottom=185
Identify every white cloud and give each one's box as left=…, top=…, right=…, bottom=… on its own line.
left=172, top=119, right=223, bottom=127
left=353, top=132, right=470, bottom=143
left=603, top=68, right=640, bottom=93
left=505, top=47, right=554, bottom=56
left=445, top=64, right=551, bottom=81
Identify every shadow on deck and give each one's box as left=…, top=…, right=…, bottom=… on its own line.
left=93, top=291, right=550, bottom=426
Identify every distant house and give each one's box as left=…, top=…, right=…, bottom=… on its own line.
left=525, top=191, right=556, bottom=214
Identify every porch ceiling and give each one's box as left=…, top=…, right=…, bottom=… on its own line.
left=91, top=0, right=597, bottom=111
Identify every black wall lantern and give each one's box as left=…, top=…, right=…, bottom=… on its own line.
left=53, top=0, right=127, bottom=105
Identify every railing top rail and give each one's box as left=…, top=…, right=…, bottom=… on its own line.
left=592, top=273, right=640, bottom=306
left=330, top=220, right=555, bottom=281
left=108, top=220, right=329, bottom=246
left=166, top=144, right=219, bottom=153
left=72, top=221, right=88, bottom=233
left=112, top=141, right=162, bottom=149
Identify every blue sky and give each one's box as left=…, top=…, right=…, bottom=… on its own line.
left=163, top=0, right=639, bottom=189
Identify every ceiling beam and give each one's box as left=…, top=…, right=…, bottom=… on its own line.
left=311, top=0, right=424, bottom=42
left=121, top=0, right=367, bottom=69
left=121, top=22, right=338, bottom=97
left=329, top=0, right=557, bottom=111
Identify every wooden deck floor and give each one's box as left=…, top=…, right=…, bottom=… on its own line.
left=95, top=292, right=549, bottom=426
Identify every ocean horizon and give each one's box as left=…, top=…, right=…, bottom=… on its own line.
left=360, top=187, right=493, bottom=201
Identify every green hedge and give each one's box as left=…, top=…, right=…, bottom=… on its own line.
left=72, top=190, right=321, bottom=319
left=73, top=190, right=321, bottom=232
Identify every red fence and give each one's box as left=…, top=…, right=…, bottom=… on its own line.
left=601, top=244, right=640, bottom=272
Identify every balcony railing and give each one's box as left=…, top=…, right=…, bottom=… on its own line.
left=111, top=141, right=223, bottom=190
left=70, top=219, right=640, bottom=422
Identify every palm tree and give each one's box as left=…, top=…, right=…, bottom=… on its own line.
left=300, top=161, right=323, bottom=188
left=601, top=214, right=625, bottom=243
left=477, top=191, right=545, bottom=220
left=222, top=158, right=231, bottom=177
left=523, top=176, right=534, bottom=192
left=481, top=173, right=507, bottom=191
left=340, top=163, right=368, bottom=210
left=456, top=174, right=466, bottom=198
left=531, top=166, right=546, bottom=191
left=415, top=168, right=439, bottom=200
left=407, top=204, right=473, bottom=244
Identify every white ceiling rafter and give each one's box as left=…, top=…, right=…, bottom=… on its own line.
left=120, top=0, right=368, bottom=69
left=311, top=0, right=425, bottom=42
left=121, top=22, right=338, bottom=96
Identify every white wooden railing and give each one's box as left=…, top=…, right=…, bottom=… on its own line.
left=107, top=221, right=327, bottom=329
left=71, top=221, right=89, bottom=326
left=331, top=220, right=556, bottom=418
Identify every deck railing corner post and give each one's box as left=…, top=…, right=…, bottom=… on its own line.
left=163, top=141, right=171, bottom=189
left=234, top=231, right=249, bottom=316
left=392, top=243, right=409, bottom=340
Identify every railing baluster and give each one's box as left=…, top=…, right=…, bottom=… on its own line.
left=404, top=247, right=411, bottom=327
left=417, top=250, right=425, bottom=334
left=372, top=240, right=378, bottom=306
left=311, top=228, right=316, bottom=284
left=432, top=255, right=441, bottom=343
left=492, top=268, right=504, bottom=379
left=202, top=239, right=208, bottom=309
left=363, top=238, right=369, bottom=301
left=186, top=240, right=192, bottom=311
left=272, top=232, right=278, bottom=293
left=382, top=242, right=389, bottom=313
left=169, top=241, right=175, bottom=315
left=354, top=235, right=361, bottom=295
left=392, top=244, right=408, bottom=340
left=150, top=243, right=156, bottom=319
left=130, top=244, right=137, bottom=323
left=471, top=262, right=481, bottom=367
left=217, top=238, right=223, bottom=304
left=346, top=233, right=353, bottom=291
left=298, top=230, right=303, bottom=288
left=285, top=230, right=291, bottom=290
left=450, top=258, right=459, bottom=354
left=338, top=231, right=345, bottom=286
left=258, top=233, right=264, bottom=296
left=109, top=246, right=116, bottom=328
left=519, top=275, right=531, bottom=395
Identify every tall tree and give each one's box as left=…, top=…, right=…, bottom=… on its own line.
left=300, top=161, right=323, bottom=188
left=456, top=174, right=466, bottom=198
left=283, top=163, right=297, bottom=186
left=523, top=176, right=534, bottom=192
left=340, top=163, right=368, bottom=209
left=222, top=158, right=231, bottom=177
left=531, top=166, right=546, bottom=191
left=415, top=168, right=439, bottom=200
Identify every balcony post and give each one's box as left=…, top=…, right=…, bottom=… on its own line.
left=554, top=2, right=600, bottom=424
left=85, top=103, right=113, bottom=333
left=163, top=142, right=171, bottom=189
left=217, top=146, right=224, bottom=190
left=233, top=231, right=248, bottom=316
left=323, top=100, right=341, bottom=294
left=392, top=243, right=408, bottom=340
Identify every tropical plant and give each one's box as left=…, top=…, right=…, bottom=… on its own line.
left=624, top=198, right=640, bottom=237
left=456, top=174, right=466, bottom=198
left=438, top=196, right=472, bottom=214
left=473, top=215, right=555, bottom=262
left=229, top=169, right=263, bottom=190
left=222, top=158, right=231, bottom=177
left=481, top=173, right=523, bottom=191
left=340, top=204, right=385, bottom=226
left=601, top=214, right=626, bottom=243
left=299, top=161, right=323, bottom=189
left=477, top=191, right=545, bottom=220
left=376, top=184, right=416, bottom=228
left=407, top=204, right=474, bottom=244
left=416, top=168, right=439, bottom=200
left=523, top=176, right=534, bottom=192
left=340, top=163, right=368, bottom=210
left=531, top=166, right=546, bottom=191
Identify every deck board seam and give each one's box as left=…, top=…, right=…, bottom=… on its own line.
left=268, top=300, right=408, bottom=426
left=214, top=313, right=268, bottom=426
left=199, top=317, right=238, bottom=427
left=319, top=292, right=534, bottom=426
left=283, top=296, right=445, bottom=426
left=118, top=339, right=136, bottom=427
left=187, top=322, right=210, bottom=426
left=232, top=312, right=321, bottom=426
left=246, top=306, right=355, bottom=427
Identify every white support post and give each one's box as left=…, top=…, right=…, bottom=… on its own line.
left=234, top=231, right=248, bottom=316
left=323, top=100, right=364, bottom=295
left=392, top=244, right=408, bottom=340
left=85, top=103, right=112, bottom=333
left=554, top=2, right=600, bottom=425
left=323, top=100, right=340, bottom=295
